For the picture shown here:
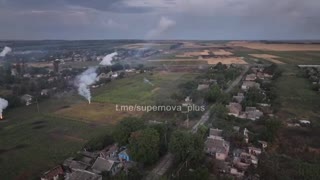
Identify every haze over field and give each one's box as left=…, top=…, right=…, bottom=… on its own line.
left=0, top=0, right=319, bottom=40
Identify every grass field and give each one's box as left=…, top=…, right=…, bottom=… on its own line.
left=55, top=102, right=143, bottom=124
left=274, top=65, right=320, bottom=122
left=0, top=96, right=111, bottom=180
left=93, top=72, right=199, bottom=105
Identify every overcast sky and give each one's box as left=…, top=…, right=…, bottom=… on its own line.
left=0, top=0, right=319, bottom=40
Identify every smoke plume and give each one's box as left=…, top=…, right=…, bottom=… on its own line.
left=0, top=97, right=9, bottom=117
left=146, top=17, right=176, bottom=39
left=76, top=52, right=117, bottom=103
left=100, top=52, right=118, bottom=66
left=144, top=77, right=154, bottom=86
left=0, top=46, right=12, bottom=57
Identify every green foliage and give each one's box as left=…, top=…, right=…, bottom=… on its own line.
left=259, top=119, right=282, bottom=142
left=211, top=104, right=228, bottom=120
left=176, top=167, right=210, bottom=180
left=169, top=131, right=204, bottom=162
left=205, top=85, right=221, bottom=103
left=151, top=124, right=172, bottom=156
left=113, top=117, right=145, bottom=146
left=242, top=87, right=265, bottom=107
left=128, top=128, right=160, bottom=165
left=84, top=134, right=114, bottom=151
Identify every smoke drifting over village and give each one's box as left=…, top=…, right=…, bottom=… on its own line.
left=0, top=97, right=8, bottom=118
left=100, top=52, right=118, bottom=66
left=75, top=52, right=118, bottom=103
left=0, top=46, right=12, bottom=57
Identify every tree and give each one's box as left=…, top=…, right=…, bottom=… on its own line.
left=206, top=85, right=221, bottom=103
left=128, top=128, right=160, bottom=165
left=243, top=87, right=265, bottom=107
left=211, top=104, right=228, bottom=120
left=169, top=131, right=204, bottom=162
left=113, top=117, right=145, bottom=145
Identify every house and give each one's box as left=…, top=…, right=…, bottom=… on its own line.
left=241, top=81, right=260, bottom=91
left=233, top=152, right=258, bottom=170
left=299, top=120, right=311, bottom=125
left=91, top=157, right=119, bottom=175
left=41, top=165, right=64, bottom=180
left=233, top=93, right=245, bottom=103
left=244, top=107, right=263, bottom=121
left=209, top=128, right=223, bottom=136
left=230, top=167, right=244, bottom=178
left=111, top=73, right=119, bottom=78
left=118, top=149, right=130, bottom=162
left=245, top=74, right=257, bottom=81
left=205, top=135, right=230, bottom=161
left=63, top=158, right=89, bottom=170
left=248, top=147, right=262, bottom=156
left=100, top=144, right=118, bottom=159
left=226, top=103, right=242, bottom=117
left=41, top=89, right=50, bottom=96
left=256, top=72, right=265, bottom=80
left=20, top=94, right=33, bottom=106
left=98, top=73, right=109, bottom=79
left=197, top=84, right=210, bottom=91
left=67, top=169, right=102, bottom=180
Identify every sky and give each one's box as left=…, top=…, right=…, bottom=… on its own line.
left=0, top=0, right=319, bottom=40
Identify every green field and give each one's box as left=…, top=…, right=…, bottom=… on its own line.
left=0, top=96, right=110, bottom=180
left=93, top=72, right=199, bottom=105
left=274, top=65, right=320, bottom=121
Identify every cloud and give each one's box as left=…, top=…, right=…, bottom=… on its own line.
left=146, top=16, right=176, bottom=39
left=0, top=0, right=319, bottom=40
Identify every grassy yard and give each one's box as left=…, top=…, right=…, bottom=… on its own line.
left=92, top=72, right=199, bottom=105
left=274, top=65, right=320, bottom=122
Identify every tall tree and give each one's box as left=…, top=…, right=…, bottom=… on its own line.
left=113, top=117, right=145, bottom=145
left=128, top=128, right=160, bottom=165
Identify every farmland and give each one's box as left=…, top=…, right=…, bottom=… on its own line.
left=274, top=65, right=320, bottom=121
left=0, top=97, right=110, bottom=179
left=93, top=72, right=199, bottom=105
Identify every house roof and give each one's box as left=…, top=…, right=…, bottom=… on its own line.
left=64, top=159, right=89, bottom=170
left=227, top=103, right=242, bottom=115
left=197, top=84, right=210, bottom=91
left=68, top=169, right=102, bottom=180
left=41, top=165, right=64, bottom=179
left=205, top=136, right=230, bottom=154
left=209, top=128, right=222, bottom=136
left=92, top=157, right=115, bottom=172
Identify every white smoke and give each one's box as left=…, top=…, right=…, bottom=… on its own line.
left=100, top=52, right=118, bottom=66
left=75, top=67, right=98, bottom=104
left=144, top=77, right=154, bottom=86
left=146, top=17, right=176, bottom=39
left=0, top=46, right=12, bottom=57
left=76, top=52, right=117, bottom=103
left=0, top=97, right=9, bottom=116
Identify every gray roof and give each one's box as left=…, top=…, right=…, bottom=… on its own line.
left=91, top=157, right=115, bottom=173
left=209, top=128, right=222, bottom=136
left=68, top=169, right=102, bottom=180
left=205, top=136, right=230, bottom=154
